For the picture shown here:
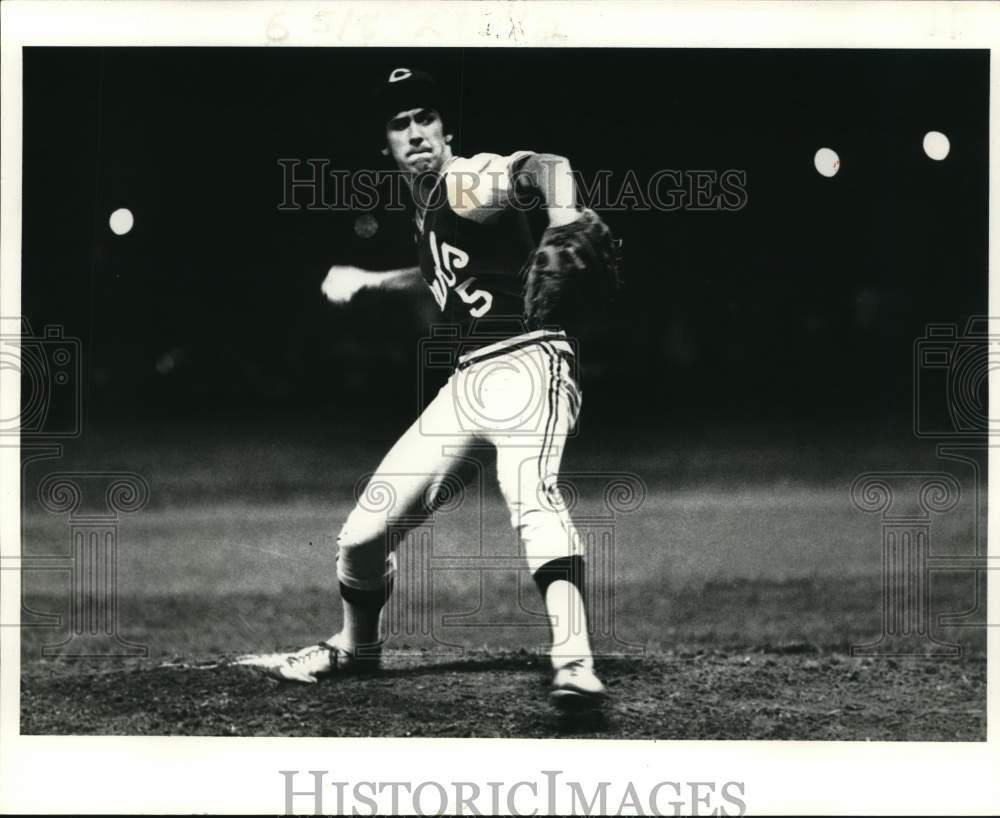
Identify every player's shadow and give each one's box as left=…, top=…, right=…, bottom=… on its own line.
left=379, top=652, right=645, bottom=677
left=549, top=707, right=610, bottom=735
left=381, top=656, right=612, bottom=734
left=378, top=651, right=546, bottom=677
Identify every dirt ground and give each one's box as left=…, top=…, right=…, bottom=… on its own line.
left=17, top=427, right=988, bottom=740
left=20, top=651, right=985, bottom=740
left=20, top=582, right=986, bottom=740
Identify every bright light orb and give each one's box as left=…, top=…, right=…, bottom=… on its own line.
left=814, top=147, right=840, bottom=178
left=109, top=208, right=134, bottom=236
left=923, top=131, right=950, bottom=161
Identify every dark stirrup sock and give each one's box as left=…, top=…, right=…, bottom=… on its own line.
left=339, top=579, right=394, bottom=614
left=532, top=555, right=586, bottom=598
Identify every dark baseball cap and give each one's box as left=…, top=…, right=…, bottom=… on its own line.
left=372, top=67, right=450, bottom=129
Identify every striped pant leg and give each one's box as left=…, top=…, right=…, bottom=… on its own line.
left=491, top=344, right=583, bottom=573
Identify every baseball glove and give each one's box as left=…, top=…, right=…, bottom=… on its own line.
left=521, top=208, right=621, bottom=334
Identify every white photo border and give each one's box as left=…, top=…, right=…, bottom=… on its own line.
left=1, top=1, right=998, bottom=814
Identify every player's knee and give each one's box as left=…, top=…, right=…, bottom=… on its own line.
left=335, top=507, right=396, bottom=589
left=515, top=507, right=579, bottom=571
left=337, top=505, right=389, bottom=550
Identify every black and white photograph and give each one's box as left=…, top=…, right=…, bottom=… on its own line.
left=1, top=2, right=998, bottom=815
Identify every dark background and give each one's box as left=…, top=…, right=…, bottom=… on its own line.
left=17, top=49, right=989, bottom=744
left=20, top=47, right=989, bottom=434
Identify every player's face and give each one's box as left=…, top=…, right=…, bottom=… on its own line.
left=385, top=107, right=451, bottom=175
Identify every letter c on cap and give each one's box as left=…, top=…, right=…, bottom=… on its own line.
left=389, top=68, right=412, bottom=83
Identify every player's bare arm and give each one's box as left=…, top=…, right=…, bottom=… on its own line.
left=320, top=264, right=423, bottom=305
left=514, top=153, right=583, bottom=227
left=445, top=151, right=582, bottom=228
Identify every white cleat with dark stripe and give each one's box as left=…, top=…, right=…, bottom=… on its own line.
left=549, top=660, right=607, bottom=710
left=237, top=634, right=381, bottom=684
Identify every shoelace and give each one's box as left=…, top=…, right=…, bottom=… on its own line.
left=288, top=645, right=328, bottom=667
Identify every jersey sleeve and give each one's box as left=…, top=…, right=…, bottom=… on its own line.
left=445, top=151, right=536, bottom=222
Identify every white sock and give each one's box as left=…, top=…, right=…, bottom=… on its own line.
left=544, top=579, right=594, bottom=670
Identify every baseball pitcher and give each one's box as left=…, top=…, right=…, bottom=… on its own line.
left=268, top=68, right=619, bottom=709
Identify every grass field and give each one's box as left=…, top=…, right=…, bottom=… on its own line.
left=18, top=420, right=988, bottom=739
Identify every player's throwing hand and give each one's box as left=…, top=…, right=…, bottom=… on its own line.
left=321, top=265, right=370, bottom=304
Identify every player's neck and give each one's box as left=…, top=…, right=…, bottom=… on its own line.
left=436, top=145, right=456, bottom=174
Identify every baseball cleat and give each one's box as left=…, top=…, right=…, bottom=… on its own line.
left=549, top=660, right=607, bottom=710
left=235, top=634, right=381, bottom=683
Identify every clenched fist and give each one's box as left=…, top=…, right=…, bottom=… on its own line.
left=321, top=265, right=370, bottom=304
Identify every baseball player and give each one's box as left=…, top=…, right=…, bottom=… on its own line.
left=268, top=67, right=617, bottom=709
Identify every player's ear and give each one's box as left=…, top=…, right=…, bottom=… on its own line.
left=445, top=134, right=453, bottom=143
left=381, top=147, right=390, bottom=156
